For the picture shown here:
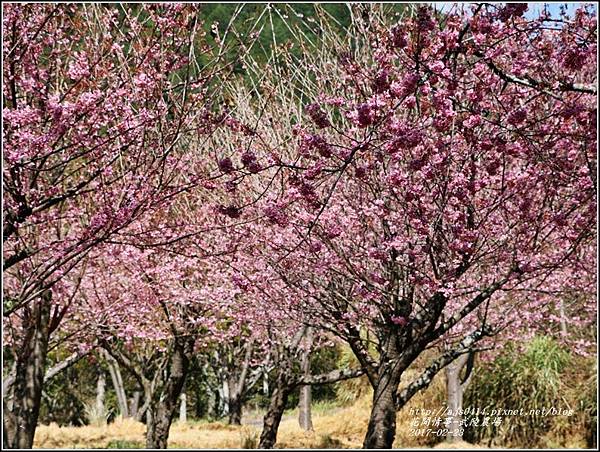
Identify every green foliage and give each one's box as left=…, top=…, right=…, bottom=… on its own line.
left=3, top=297, right=17, bottom=314
left=464, top=336, right=594, bottom=448
left=38, top=354, right=94, bottom=426
left=197, top=3, right=408, bottom=95
left=184, top=357, right=215, bottom=419
left=287, top=344, right=341, bottom=409
left=335, top=342, right=372, bottom=405
left=198, top=4, right=352, bottom=63
left=249, top=344, right=345, bottom=411
left=37, top=351, right=141, bottom=426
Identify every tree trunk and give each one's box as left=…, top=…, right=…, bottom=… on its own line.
left=3, top=361, right=17, bottom=401
left=104, top=350, right=129, bottom=418
left=263, top=368, right=269, bottom=395
left=138, top=383, right=153, bottom=424
left=228, top=395, right=243, bottom=425
left=258, top=373, right=292, bottom=449
left=207, top=386, right=219, bottom=419
left=195, top=386, right=205, bottom=418
left=95, top=371, right=106, bottom=425
left=228, top=341, right=251, bottom=425
left=4, top=291, right=52, bottom=449
left=445, top=358, right=464, bottom=442
left=363, top=366, right=401, bottom=448
left=227, top=373, right=239, bottom=425
left=298, top=327, right=313, bottom=431
left=179, top=392, right=187, bottom=423
left=363, top=334, right=403, bottom=449
left=559, top=300, right=568, bottom=336
left=3, top=399, right=16, bottom=449
left=298, top=385, right=313, bottom=431
left=219, top=378, right=229, bottom=417
left=445, top=353, right=472, bottom=442
left=145, top=339, right=191, bottom=449
left=130, top=391, right=141, bottom=420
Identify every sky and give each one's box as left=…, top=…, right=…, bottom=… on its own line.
left=525, top=2, right=595, bottom=18
left=429, top=2, right=597, bottom=19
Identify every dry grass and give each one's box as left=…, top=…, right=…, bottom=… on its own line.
left=34, top=417, right=247, bottom=449
left=34, top=416, right=145, bottom=449
left=432, top=440, right=487, bottom=449
left=33, top=371, right=486, bottom=449
left=33, top=404, right=487, bottom=449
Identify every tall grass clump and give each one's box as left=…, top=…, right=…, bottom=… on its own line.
left=240, top=427, right=258, bottom=449
left=82, top=401, right=110, bottom=427
left=464, top=336, right=575, bottom=447
left=335, top=344, right=371, bottom=404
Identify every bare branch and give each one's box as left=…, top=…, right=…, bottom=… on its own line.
left=295, top=367, right=365, bottom=386
left=395, top=327, right=490, bottom=410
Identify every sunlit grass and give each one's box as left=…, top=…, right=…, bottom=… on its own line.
left=33, top=371, right=477, bottom=449
left=34, top=348, right=594, bottom=449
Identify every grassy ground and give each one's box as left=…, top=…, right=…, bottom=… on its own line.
left=32, top=344, right=595, bottom=449
left=33, top=394, right=485, bottom=449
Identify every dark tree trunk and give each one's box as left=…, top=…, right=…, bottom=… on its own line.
left=145, top=339, right=191, bottom=449
left=3, top=400, right=16, bottom=449
left=259, top=327, right=307, bottom=448
left=146, top=407, right=178, bottom=449
left=4, top=291, right=52, bottom=449
left=138, top=383, right=153, bottom=424
left=227, top=342, right=252, bottom=425
left=258, top=372, right=292, bottom=449
left=207, top=385, right=220, bottom=419
left=363, top=333, right=404, bottom=450
left=363, top=366, right=402, bottom=449
left=226, top=374, right=238, bottom=425
left=228, top=395, right=243, bottom=425
left=194, top=381, right=204, bottom=418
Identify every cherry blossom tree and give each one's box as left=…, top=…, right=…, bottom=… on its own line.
left=216, top=3, right=596, bottom=448
left=2, top=3, right=596, bottom=450
left=80, top=240, right=227, bottom=448
left=192, top=205, right=367, bottom=448
left=2, top=4, right=228, bottom=447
